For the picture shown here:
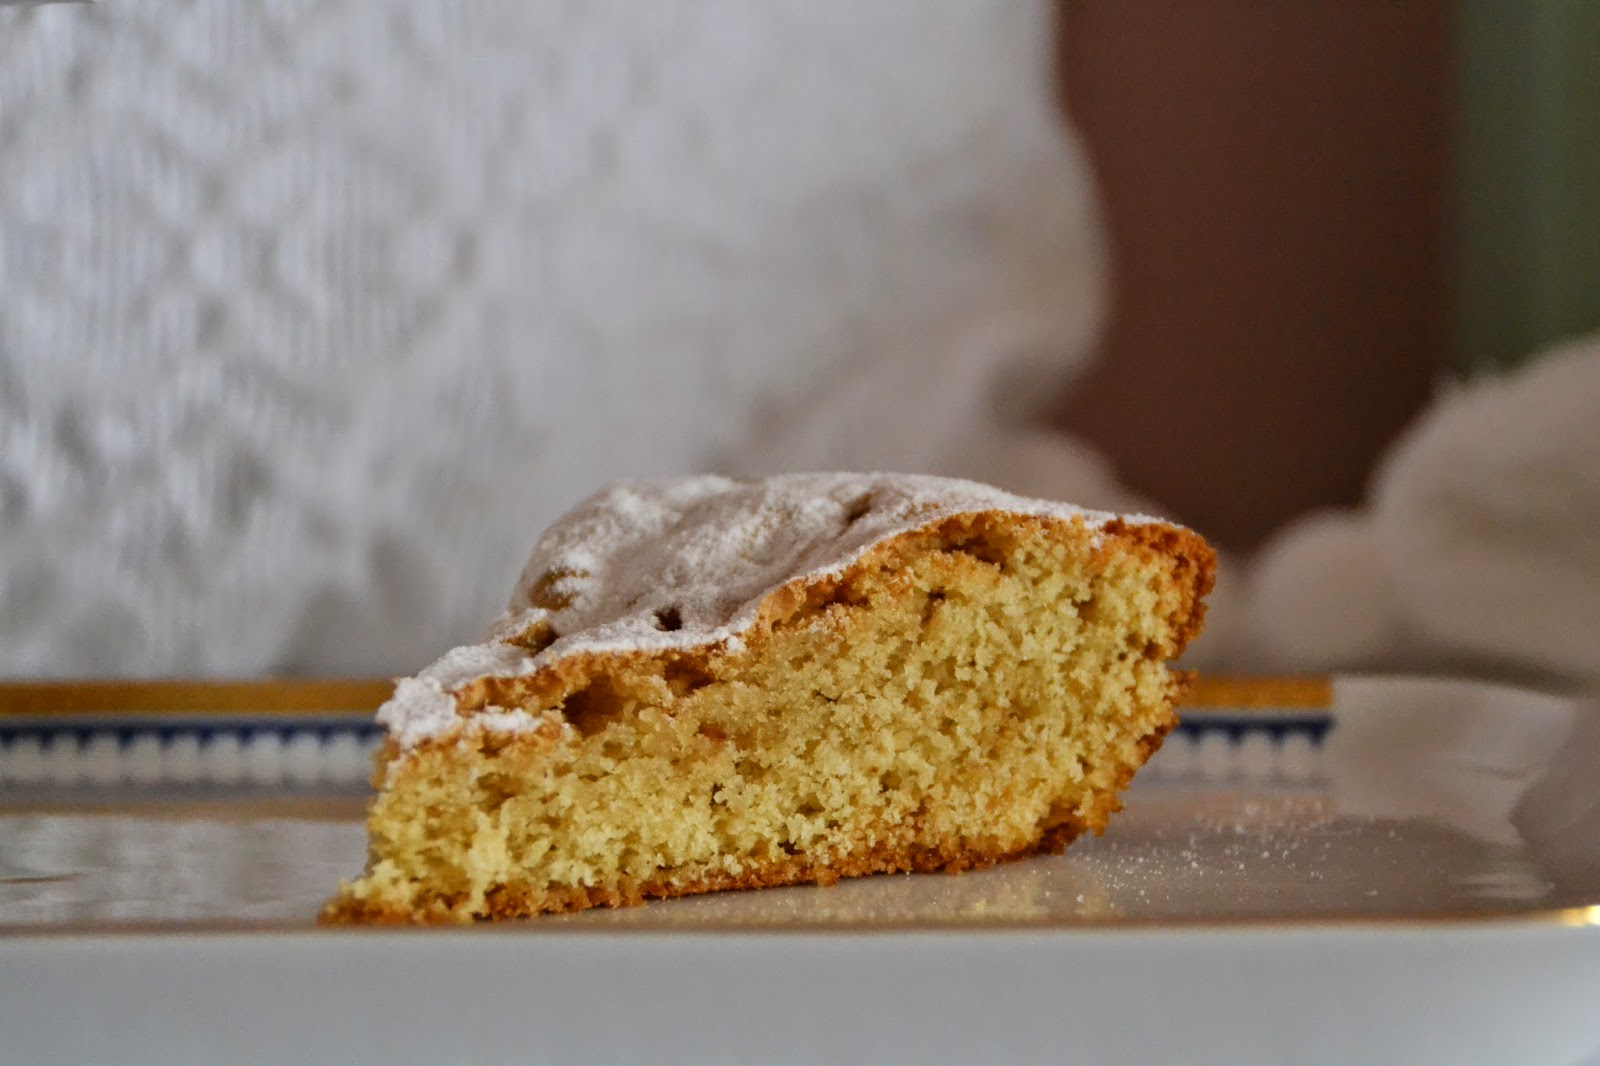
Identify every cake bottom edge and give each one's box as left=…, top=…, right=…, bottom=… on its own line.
left=319, top=816, right=1096, bottom=926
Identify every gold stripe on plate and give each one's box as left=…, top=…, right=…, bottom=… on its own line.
left=1185, top=675, right=1330, bottom=710
left=4, top=902, right=1598, bottom=939
left=0, top=679, right=393, bottom=716
left=0, top=675, right=1332, bottom=717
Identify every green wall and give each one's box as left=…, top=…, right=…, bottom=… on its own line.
left=1457, top=0, right=1600, bottom=375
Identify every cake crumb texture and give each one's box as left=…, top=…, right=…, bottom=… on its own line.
left=323, top=476, right=1212, bottom=923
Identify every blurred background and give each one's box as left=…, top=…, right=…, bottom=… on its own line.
left=1, top=0, right=1596, bottom=686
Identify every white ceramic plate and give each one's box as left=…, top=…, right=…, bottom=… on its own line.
left=2, top=675, right=1599, bottom=1065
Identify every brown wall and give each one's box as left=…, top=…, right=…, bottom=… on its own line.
left=1054, top=2, right=1451, bottom=551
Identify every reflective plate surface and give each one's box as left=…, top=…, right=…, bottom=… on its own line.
left=2, top=675, right=1596, bottom=931
left=4, top=676, right=1600, bottom=1066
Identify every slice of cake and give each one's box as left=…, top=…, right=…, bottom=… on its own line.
left=322, top=473, right=1213, bottom=923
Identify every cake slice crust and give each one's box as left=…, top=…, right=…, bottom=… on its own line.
left=323, top=485, right=1212, bottom=924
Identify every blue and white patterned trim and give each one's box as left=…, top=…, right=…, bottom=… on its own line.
left=1145, top=709, right=1334, bottom=786
left=0, top=707, right=1336, bottom=791
left=0, top=716, right=383, bottom=788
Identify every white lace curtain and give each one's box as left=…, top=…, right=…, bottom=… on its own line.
left=0, top=1, right=1105, bottom=677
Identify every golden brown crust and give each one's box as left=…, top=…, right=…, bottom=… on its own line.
left=1105, top=518, right=1216, bottom=658
left=448, top=513, right=1212, bottom=721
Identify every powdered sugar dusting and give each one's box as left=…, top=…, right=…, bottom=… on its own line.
left=378, top=472, right=1153, bottom=749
